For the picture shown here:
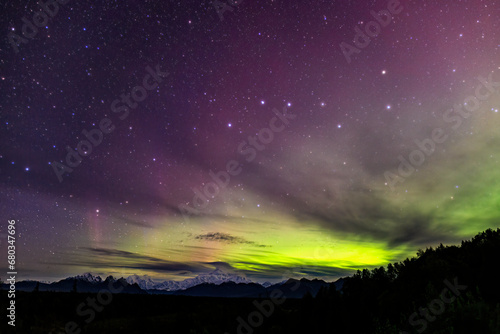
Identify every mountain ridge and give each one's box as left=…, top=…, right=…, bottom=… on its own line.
left=0, top=269, right=342, bottom=298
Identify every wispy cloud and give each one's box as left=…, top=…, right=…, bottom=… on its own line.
left=195, top=232, right=268, bottom=247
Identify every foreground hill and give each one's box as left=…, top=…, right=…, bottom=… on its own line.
left=175, top=278, right=332, bottom=298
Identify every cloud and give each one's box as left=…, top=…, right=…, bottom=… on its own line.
left=206, top=261, right=237, bottom=271
left=228, top=262, right=355, bottom=282
left=80, top=247, right=160, bottom=261
left=195, top=232, right=268, bottom=247
left=68, top=247, right=210, bottom=273
left=225, top=157, right=461, bottom=248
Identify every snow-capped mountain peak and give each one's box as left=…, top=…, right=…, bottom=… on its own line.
left=124, top=269, right=252, bottom=291
left=73, top=272, right=103, bottom=283
left=70, top=269, right=253, bottom=291
left=126, top=274, right=157, bottom=290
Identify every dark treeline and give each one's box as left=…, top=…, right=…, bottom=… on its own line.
left=272, top=228, right=500, bottom=333
left=1, top=229, right=499, bottom=333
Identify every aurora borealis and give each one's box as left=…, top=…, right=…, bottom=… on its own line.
left=1, top=0, right=499, bottom=283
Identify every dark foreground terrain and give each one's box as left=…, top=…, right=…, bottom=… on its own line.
left=2, top=229, right=500, bottom=334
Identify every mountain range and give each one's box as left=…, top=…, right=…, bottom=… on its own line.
left=0, top=269, right=344, bottom=298
left=125, top=268, right=253, bottom=291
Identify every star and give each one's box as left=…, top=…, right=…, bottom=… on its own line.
left=3, top=0, right=499, bottom=288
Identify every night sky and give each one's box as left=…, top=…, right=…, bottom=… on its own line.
left=1, top=0, right=499, bottom=283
